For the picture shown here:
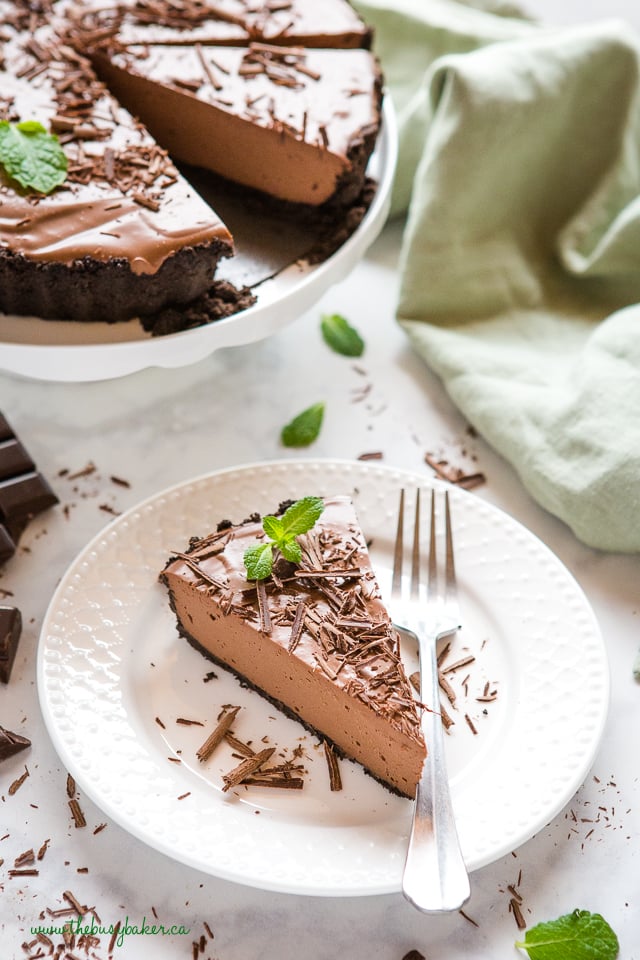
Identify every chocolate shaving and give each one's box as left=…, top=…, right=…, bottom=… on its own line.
left=63, top=889, right=86, bottom=916
left=222, top=746, right=275, bottom=791
left=510, top=897, right=527, bottom=930
left=14, top=848, right=35, bottom=867
left=287, top=599, right=306, bottom=652
left=223, top=732, right=255, bottom=758
left=196, top=705, right=241, bottom=762
left=68, top=798, right=86, bottom=828
left=256, top=579, right=272, bottom=634
left=195, top=42, right=222, bottom=91
left=441, top=655, right=475, bottom=674
left=323, top=741, right=342, bottom=791
left=8, top=765, right=29, bottom=795
left=464, top=714, right=478, bottom=735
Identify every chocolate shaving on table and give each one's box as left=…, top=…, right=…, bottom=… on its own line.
left=424, top=452, right=486, bottom=490
left=14, top=848, right=35, bottom=867
left=222, top=746, right=275, bottom=792
left=509, top=897, right=527, bottom=930
left=66, top=773, right=76, bottom=798
left=323, top=741, right=342, bottom=791
left=37, top=838, right=50, bottom=860
left=0, top=724, right=31, bottom=762
left=196, top=705, right=241, bottom=762
left=8, top=765, right=29, bottom=795
left=68, top=798, right=86, bottom=828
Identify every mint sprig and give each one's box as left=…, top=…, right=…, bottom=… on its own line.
left=280, top=402, right=324, bottom=448
left=515, top=909, right=619, bottom=960
left=0, top=120, right=68, bottom=194
left=321, top=313, right=365, bottom=357
left=243, top=496, right=324, bottom=581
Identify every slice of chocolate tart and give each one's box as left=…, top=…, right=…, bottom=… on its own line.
left=160, top=496, right=426, bottom=798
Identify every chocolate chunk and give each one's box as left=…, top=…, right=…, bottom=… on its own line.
left=0, top=438, right=35, bottom=481
left=0, top=605, right=22, bottom=684
left=0, top=472, right=58, bottom=525
left=0, top=414, right=58, bottom=567
left=0, top=524, right=16, bottom=565
left=0, top=724, right=31, bottom=761
left=0, top=414, right=13, bottom=441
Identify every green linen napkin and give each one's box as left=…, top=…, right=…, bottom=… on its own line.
left=355, top=0, right=640, bottom=552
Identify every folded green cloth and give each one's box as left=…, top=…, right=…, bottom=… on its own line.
left=356, top=0, right=640, bottom=552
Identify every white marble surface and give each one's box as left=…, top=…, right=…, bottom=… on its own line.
left=2, top=3, right=640, bottom=958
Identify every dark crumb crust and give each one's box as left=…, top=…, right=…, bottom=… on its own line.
left=0, top=236, right=231, bottom=324
left=160, top=577, right=411, bottom=800
left=140, top=278, right=257, bottom=336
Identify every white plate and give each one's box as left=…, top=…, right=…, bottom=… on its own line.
left=37, top=459, right=609, bottom=896
left=0, top=104, right=396, bottom=384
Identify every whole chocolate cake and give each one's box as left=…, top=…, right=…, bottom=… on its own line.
left=0, top=0, right=382, bottom=327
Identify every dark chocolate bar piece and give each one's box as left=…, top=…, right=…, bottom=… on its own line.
left=0, top=413, right=58, bottom=569
left=0, top=524, right=15, bottom=565
left=0, top=414, right=13, bottom=441
left=0, top=438, right=35, bottom=481
left=0, top=605, right=22, bottom=684
left=0, top=724, right=31, bottom=761
left=0, top=472, right=58, bottom=526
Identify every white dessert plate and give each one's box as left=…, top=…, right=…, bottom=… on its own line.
left=0, top=104, right=396, bottom=384
left=37, top=459, right=608, bottom=896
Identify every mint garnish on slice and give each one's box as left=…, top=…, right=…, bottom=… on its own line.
left=321, top=313, right=365, bottom=357
left=0, top=120, right=68, bottom=194
left=515, top=909, right=619, bottom=960
left=243, top=496, right=324, bottom=581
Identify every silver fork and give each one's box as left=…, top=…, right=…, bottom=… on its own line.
left=391, top=487, right=470, bottom=913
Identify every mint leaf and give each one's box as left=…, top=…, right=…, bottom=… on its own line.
left=243, top=497, right=325, bottom=580
left=515, top=910, right=619, bottom=960
left=279, top=496, right=325, bottom=538
left=243, top=542, right=274, bottom=581
left=262, top=515, right=284, bottom=542
left=279, top=539, right=302, bottom=564
left=281, top=403, right=325, bottom=447
left=321, top=313, right=365, bottom=357
left=0, top=120, right=67, bottom=194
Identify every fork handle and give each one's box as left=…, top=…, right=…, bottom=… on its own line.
left=402, top=630, right=470, bottom=913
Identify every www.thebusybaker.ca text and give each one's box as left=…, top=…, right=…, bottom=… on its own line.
left=31, top=916, right=190, bottom=948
